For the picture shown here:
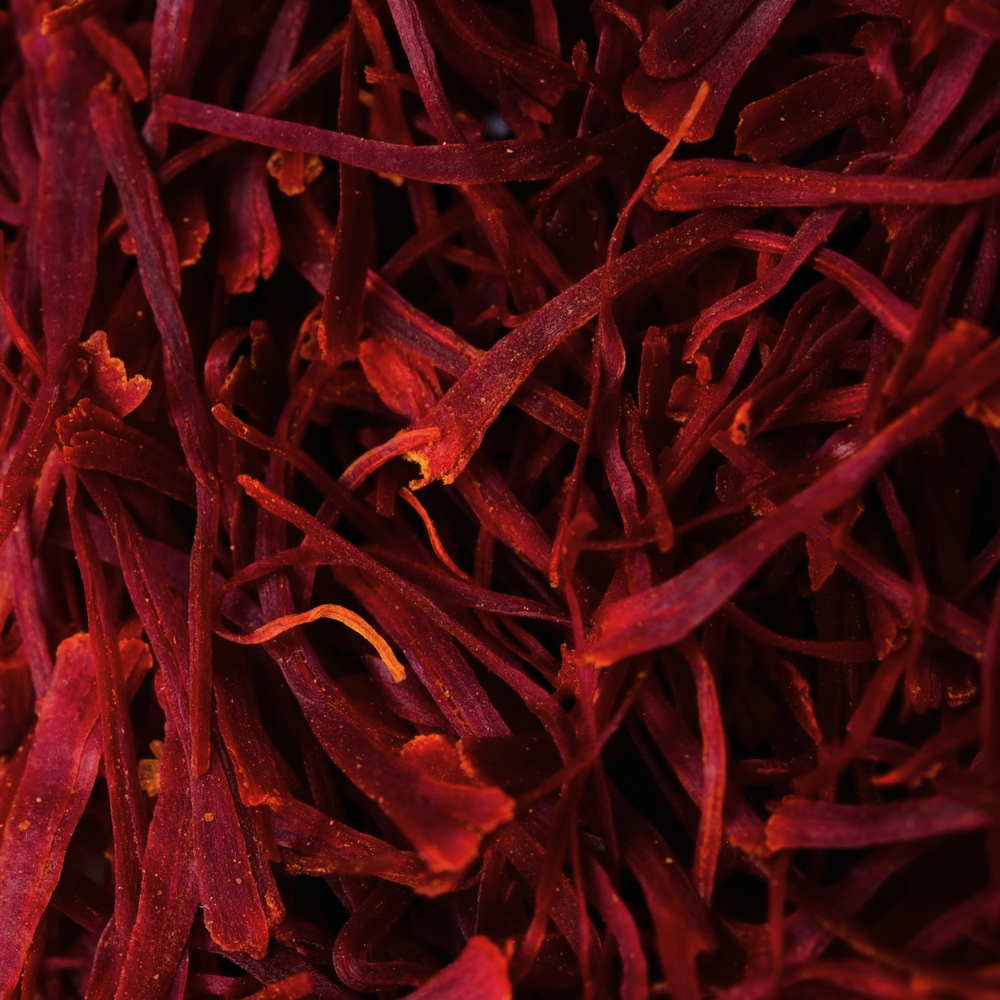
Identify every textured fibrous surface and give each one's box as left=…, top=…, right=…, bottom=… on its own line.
left=1, top=0, right=999, bottom=997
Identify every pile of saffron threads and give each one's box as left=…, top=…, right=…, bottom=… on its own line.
left=0, top=1, right=1000, bottom=999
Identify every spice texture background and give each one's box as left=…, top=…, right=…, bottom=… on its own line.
left=0, top=0, right=999, bottom=997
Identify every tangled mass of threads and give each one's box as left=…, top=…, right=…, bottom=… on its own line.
left=0, top=1, right=999, bottom=998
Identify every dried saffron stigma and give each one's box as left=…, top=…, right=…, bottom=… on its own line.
left=2, top=0, right=1000, bottom=998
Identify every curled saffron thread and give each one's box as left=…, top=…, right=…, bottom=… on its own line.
left=399, top=486, right=472, bottom=580
left=217, top=603, right=407, bottom=683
